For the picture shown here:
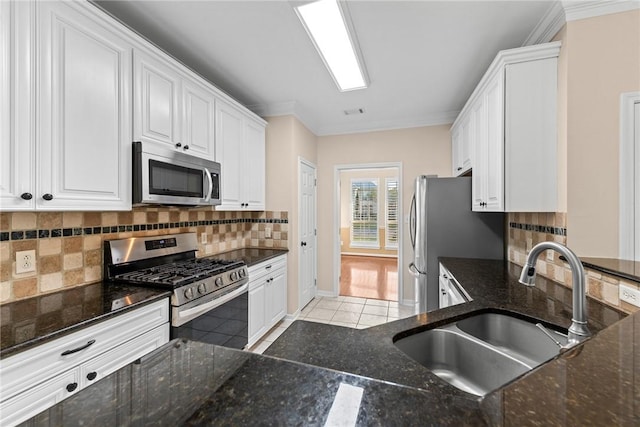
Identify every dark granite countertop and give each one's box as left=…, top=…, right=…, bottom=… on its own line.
left=580, top=256, right=640, bottom=283
left=208, top=247, right=288, bottom=267
left=265, top=259, right=625, bottom=397
left=16, top=258, right=640, bottom=425
left=0, top=247, right=285, bottom=359
left=24, top=309, right=640, bottom=426
left=0, top=282, right=170, bottom=358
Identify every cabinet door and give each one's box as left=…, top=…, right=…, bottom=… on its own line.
left=242, top=119, right=266, bottom=210
left=484, top=70, right=505, bottom=211
left=438, top=272, right=449, bottom=309
left=37, top=1, right=132, bottom=210
left=248, top=282, right=266, bottom=347
left=0, top=1, right=35, bottom=210
left=182, top=78, right=215, bottom=159
left=134, top=49, right=181, bottom=148
left=266, top=269, right=286, bottom=327
left=1, top=367, right=82, bottom=427
left=451, top=122, right=471, bottom=177
left=470, top=99, right=486, bottom=211
left=215, top=100, right=243, bottom=210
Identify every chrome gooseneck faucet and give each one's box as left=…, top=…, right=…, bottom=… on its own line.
left=519, top=241, right=591, bottom=347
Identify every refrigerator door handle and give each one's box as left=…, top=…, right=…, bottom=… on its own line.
left=408, top=262, right=426, bottom=277
left=409, top=194, right=416, bottom=249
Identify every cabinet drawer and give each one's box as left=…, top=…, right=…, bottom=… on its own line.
left=248, top=256, right=286, bottom=286
left=0, top=299, right=168, bottom=402
left=81, top=323, right=169, bottom=388
left=1, top=367, right=81, bottom=427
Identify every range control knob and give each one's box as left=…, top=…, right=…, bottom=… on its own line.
left=197, top=283, right=207, bottom=295
left=230, top=271, right=238, bottom=281
left=184, top=287, right=194, bottom=300
left=215, top=277, right=224, bottom=287
left=238, top=268, right=246, bottom=278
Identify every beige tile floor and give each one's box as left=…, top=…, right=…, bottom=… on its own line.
left=248, top=295, right=416, bottom=354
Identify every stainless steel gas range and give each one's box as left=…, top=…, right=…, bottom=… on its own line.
left=104, top=233, right=249, bottom=349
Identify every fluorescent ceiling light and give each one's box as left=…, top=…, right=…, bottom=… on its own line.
left=295, top=0, right=368, bottom=92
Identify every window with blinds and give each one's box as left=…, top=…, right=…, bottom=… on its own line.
left=350, top=179, right=379, bottom=247
left=385, top=178, right=399, bottom=249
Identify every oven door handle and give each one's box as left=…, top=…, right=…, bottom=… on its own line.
left=173, top=283, right=248, bottom=327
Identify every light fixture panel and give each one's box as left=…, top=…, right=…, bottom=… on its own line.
left=295, top=0, right=368, bottom=92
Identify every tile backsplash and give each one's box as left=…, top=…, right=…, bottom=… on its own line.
left=507, top=212, right=638, bottom=314
left=0, top=208, right=288, bottom=304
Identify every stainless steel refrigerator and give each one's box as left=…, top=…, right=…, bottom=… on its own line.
left=409, top=176, right=504, bottom=312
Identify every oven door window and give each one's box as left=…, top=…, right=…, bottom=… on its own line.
left=149, top=159, right=204, bottom=198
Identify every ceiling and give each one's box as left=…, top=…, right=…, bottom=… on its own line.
left=94, top=0, right=554, bottom=136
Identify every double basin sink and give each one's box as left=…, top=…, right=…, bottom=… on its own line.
left=394, top=311, right=569, bottom=396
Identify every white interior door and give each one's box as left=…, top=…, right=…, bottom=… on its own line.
left=299, top=159, right=317, bottom=310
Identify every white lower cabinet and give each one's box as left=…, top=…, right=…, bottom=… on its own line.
left=248, top=255, right=287, bottom=348
left=438, top=263, right=470, bottom=310
left=0, top=298, right=169, bottom=427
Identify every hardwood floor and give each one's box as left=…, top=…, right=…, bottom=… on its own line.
left=340, top=255, right=398, bottom=301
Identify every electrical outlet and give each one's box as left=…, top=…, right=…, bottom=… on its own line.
left=265, top=227, right=271, bottom=239
left=200, top=233, right=207, bottom=244
left=16, top=249, right=36, bottom=274
left=619, top=284, right=640, bottom=307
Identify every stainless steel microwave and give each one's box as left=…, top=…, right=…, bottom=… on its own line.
left=133, top=141, right=221, bottom=206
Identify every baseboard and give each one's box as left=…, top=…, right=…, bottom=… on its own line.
left=285, top=310, right=301, bottom=321
left=341, top=252, right=398, bottom=259
left=401, top=298, right=415, bottom=307
left=316, top=290, right=336, bottom=298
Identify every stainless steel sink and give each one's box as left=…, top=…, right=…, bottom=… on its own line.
left=456, top=313, right=567, bottom=366
left=394, top=312, right=569, bottom=396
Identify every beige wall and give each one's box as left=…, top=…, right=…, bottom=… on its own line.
left=564, top=10, right=640, bottom=257
left=265, top=115, right=318, bottom=314
left=317, top=125, right=452, bottom=304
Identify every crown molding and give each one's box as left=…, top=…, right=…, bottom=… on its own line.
left=563, top=0, right=640, bottom=22
left=523, top=1, right=566, bottom=45
left=247, top=101, right=321, bottom=135
left=523, top=1, right=639, bottom=46
left=314, top=111, right=459, bottom=136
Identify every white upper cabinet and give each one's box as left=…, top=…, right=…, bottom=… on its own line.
left=0, top=0, right=133, bottom=211
left=451, top=117, right=472, bottom=176
left=182, top=79, right=216, bottom=158
left=2, top=0, right=265, bottom=211
left=215, top=99, right=266, bottom=211
left=133, top=49, right=216, bottom=159
left=133, top=50, right=181, bottom=148
left=0, top=1, right=34, bottom=210
left=452, top=42, right=560, bottom=212
left=37, top=1, right=133, bottom=211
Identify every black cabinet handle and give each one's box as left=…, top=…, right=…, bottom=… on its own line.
left=61, top=339, right=96, bottom=356
left=87, top=372, right=97, bottom=381
left=42, top=193, right=53, bottom=201
left=301, top=241, right=307, bottom=247
left=457, top=167, right=462, bottom=171
left=66, top=382, right=78, bottom=393
left=175, top=142, right=182, bottom=148
left=20, top=192, right=33, bottom=200
left=183, top=145, right=189, bottom=150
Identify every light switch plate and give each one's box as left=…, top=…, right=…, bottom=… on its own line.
left=265, top=227, right=271, bottom=239
left=619, top=284, right=640, bottom=307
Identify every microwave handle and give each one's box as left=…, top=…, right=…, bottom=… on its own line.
left=204, top=168, right=213, bottom=202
